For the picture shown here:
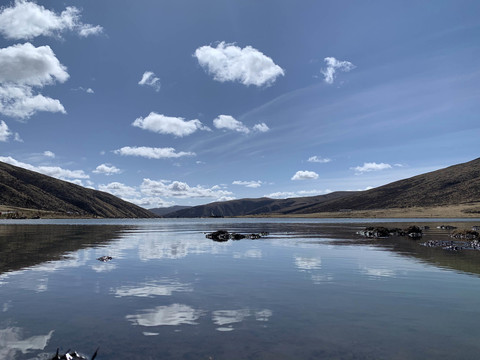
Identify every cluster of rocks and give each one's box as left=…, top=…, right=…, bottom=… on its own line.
left=356, top=226, right=423, bottom=239
left=205, top=230, right=269, bottom=242
left=436, top=225, right=457, bottom=230
left=96, top=256, right=113, bottom=262
left=422, top=239, right=480, bottom=251
left=450, top=230, right=479, bottom=240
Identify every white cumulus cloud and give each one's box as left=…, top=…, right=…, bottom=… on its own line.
left=194, top=42, right=285, bottom=87
left=0, top=156, right=89, bottom=181
left=232, top=180, right=263, bottom=188
left=93, top=163, right=121, bottom=176
left=213, top=115, right=269, bottom=134
left=291, top=170, right=319, bottom=181
left=98, top=178, right=234, bottom=207
left=213, top=115, right=250, bottom=134
left=43, top=150, right=55, bottom=158
left=0, top=120, right=11, bottom=141
left=114, top=146, right=195, bottom=159
left=138, top=71, right=161, bottom=92
left=321, top=57, right=355, bottom=84
left=0, top=43, right=69, bottom=86
left=141, top=179, right=234, bottom=199
left=0, top=0, right=103, bottom=40
left=0, top=43, right=68, bottom=119
left=252, top=123, right=269, bottom=133
left=352, top=162, right=392, bottom=174
left=98, top=182, right=140, bottom=199
left=133, top=112, right=210, bottom=137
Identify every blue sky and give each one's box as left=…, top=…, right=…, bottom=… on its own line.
left=0, top=0, right=479, bottom=208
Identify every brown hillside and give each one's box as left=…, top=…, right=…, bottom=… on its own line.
left=165, top=158, right=480, bottom=217
left=0, top=161, right=156, bottom=218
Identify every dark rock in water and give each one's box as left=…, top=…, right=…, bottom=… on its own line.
left=51, top=347, right=98, bottom=360
left=231, top=233, right=246, bottom=240
left=357, top=225, right=422, bottom=239
left=436, top=225, right=457, bottom=230
left=205, top=230, right=231, bottom=242
left=205, top=230, right=268, bottom=242
left=405, top=225, right=423, bottom=239
left=451, top=230, right=479, bottom=240
left=97, top=256, right=113, bottom=262
left=356, top=226, right=390, bottom=238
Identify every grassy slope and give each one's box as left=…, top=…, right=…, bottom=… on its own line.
left=165, top=158, right=480, bottom=218
left=0, top=161, right=156, bottom=218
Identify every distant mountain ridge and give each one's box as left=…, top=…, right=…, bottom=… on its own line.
left=0, top=161, right=156, bottom=218
left=164, top=158, right=480, bottom=217
left=149, top=205, right=191, bottom=216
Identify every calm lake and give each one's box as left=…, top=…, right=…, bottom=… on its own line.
left=1, top=218, right=480, bottom=360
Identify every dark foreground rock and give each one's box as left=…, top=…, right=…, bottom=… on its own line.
left=51, top=347, right=98, bottom=360
left=205, top=230, right=269, bottom=242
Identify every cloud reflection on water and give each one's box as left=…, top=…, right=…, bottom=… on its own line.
left=0, top=327, right=53, bottom=359
left=212, top=308, right=273, bottom=332
left=113, top=280, right=192, bottom=298
left=126, top=304, right=203, bottom=327
left=360, top=266, right=396, bottom=279
left=294, top=256, right=322, bottom=270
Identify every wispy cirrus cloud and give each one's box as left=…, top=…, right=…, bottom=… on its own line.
left=308, top=156, right=331, bottom=163
left=321, top=57, right=355, bottom=84
left=72, top=86, right=94, bottom=94
left=0, top=0, right=103, bottom=40
left=133, top=112, right=210, bottom=137
left=93, top=163, right=121, bottom=176
left=113, top=146, right=195, bottom=159
left=0, top=120, right=11, bottom=141
left=138, top=71, right=161, bottom=92
left=291, top=170, right=319, bottom=180
left=352, top=162, right=392, bottom=174
left=194, top=42, right=285, bottom=87
left=0, top=43, right=68, bottom=119
left=266, top=189, right=332, bottom=199
left=213, top=115, right=269, bottom=134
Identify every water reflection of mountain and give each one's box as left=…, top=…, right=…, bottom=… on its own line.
left=264, top=221, right=480, bottom=278
left=0, top=225, right=130, bottom=274
left=376, top=234, right=480, bottom=277
left=331, top=223, right=480, bottom=277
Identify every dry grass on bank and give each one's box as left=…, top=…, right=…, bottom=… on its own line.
left=254, top=203, right=480, bottom=219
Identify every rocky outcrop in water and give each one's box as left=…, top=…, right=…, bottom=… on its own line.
left=356, top=226, right=423, bottom=239
left=205, top=230, right=269, bottom=242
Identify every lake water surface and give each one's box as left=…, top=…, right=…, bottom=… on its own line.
left=1, top=218, right=480, bottom=360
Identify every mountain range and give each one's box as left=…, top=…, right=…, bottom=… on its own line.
left=1, top=157, right=479, bottom=219
left=162, top=157, right=480, bottom=217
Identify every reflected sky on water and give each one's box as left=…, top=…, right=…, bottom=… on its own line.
left=1, top=219, right=480, bottom=359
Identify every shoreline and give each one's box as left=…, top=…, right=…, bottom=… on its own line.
left=1, top=204, right=480, bottom=220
